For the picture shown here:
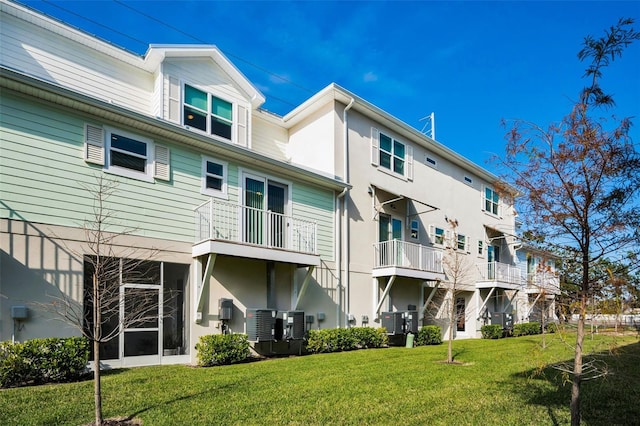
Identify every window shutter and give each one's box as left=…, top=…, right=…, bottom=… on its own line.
left=406, top=145, right=414, bottom=180
left=371, top=128, right=379, bottom=166
left=428, top=224, right=434, bottom=241
left=154, top=144, right=170, bottom=180
left=168, top=76, right=180, bottom=123
left=237, top=105, right=248, bottom=147
left=84, top=124, right=104, bottom=165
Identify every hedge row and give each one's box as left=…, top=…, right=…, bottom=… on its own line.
left=415, top=326, right=443, bottom=346
left=195, top=334, right=250, bottom=367
left=0, top=337, right=89, bottom=388
left=481, top=324, right=504, bottom=339
left=306, top=327, right=388, bottom=353
left=513, top=322, right=541, bottom=337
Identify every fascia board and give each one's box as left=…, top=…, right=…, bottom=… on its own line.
left=0, top=66, right=347, bottom=192
left=145, top=45, right=266, bottom=108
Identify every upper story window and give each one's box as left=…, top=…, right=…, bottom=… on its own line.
left=457, top=234, right=467, bottom=251
left=429, top=225, right=446, bottom=246
left=371, top=128, right=413, bottom=180
left=484, top=187, right=500, bottom=216
left=84, top=125, right=170, bottom=182
left=109, top=132, right=149, bottom=174
left=184, top=84, right=233, bottom=141
left=410, top=220, right=419, bottom=239
left=380, top=133, right=405, bottom=175
left=201, top=156, right=228, bottom=198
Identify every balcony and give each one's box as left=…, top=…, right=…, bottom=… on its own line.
left=525, top=272, right=561, bottom=295
left=476, top=261, right=524, bottom=290
left=373, top=240, right=444, bottom=281
left=192, top=199, right=320, bottom=266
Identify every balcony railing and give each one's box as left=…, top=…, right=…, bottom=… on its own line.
left=194, top=199, right=317, bottom=255
left=477, top=261, right=523, bottom=286
left=527, top=272, right=560, bottom=294
left=373, top=240, right=443, bottom=273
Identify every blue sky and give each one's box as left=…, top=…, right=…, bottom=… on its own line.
left=19, top=0, right=640, bottom=173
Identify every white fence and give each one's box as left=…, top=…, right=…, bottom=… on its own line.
left=477, top=261, right=523, bottom=285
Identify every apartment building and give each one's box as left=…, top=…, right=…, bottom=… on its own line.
left=0, top=0, right=559, bottom=366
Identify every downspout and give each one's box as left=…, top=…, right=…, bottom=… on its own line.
left=343, top=97, right=355, bottom=327
left=336, top=187, right=348, bottom=328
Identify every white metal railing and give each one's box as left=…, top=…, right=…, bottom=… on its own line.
left=373, top=240, right=443, bottom=273
left=527, top=272, right=560, bottom=293
left=194, top=199, right=317, bottom=255
left=477, top=261, right=523, bottom=285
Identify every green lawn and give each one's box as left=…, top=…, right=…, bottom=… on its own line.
left=1, top=333, right=638, bottom=425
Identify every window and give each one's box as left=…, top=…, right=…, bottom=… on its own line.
left=184, top=84, right=233, bottom=141
left=484, top=187, right=500, bottom=215
left=457, top=234, right=467, bottom=251
left=410, top=220, right=419, bottom=239
left=85, top=125, right=169, bottom=181
left=477, top=240, right=484, bottom=256
left=429, top=225, right=445, bottom=245
left=202, top=157, right=228, bottom=197
left=456, top=297, right=466, bottom=332
left=105, top=129, right=153, bottom=181
left=379, top=133, right=406, bottom=175
left=371, top=129, right=413, bottom=179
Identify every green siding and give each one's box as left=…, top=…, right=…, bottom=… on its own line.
left=1, top=93, right=335, bottom=258
left=291, top=183, right=335, bottom=260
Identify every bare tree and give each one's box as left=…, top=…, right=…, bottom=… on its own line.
left=45, top=175, right=168, bottom=426
left=500, top=19, right=640, bottom=425
left=440, top=219, right=474, bottom=364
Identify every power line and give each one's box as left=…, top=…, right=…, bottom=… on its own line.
left=111, top=0, right=315, bottom=96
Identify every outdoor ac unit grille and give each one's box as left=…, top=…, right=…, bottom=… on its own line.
left=246, top=309, right=276, bottom=342
left=404, top=310, right=419, bottom=334
left=491, top=312, right=514, bottom=329
left=284, top=311, right=305, bottom=340
left=381, top=311, right=404, bottom=335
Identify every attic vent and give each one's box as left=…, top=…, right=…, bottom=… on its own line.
left=425, top=156, right=437, bottom=168
left=464, top=176, right=473, bottom=184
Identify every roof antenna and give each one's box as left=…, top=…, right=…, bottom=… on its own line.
left=419, top=112, right=436, bottom=140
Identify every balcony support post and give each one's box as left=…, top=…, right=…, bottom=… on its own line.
left=476, top=287, right=496, bottom=320
left=419, top=280, right=441, bottom=320
left=375, top=275, right=396, bottom=317
left=293, top=266, right=315, bottom=310
left=525, top=292, right=543, bottom=319
left=195, top=253, right=216, bottom=323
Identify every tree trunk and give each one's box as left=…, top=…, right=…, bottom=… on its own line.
left=448, top=289, right=454, bottom=363
left=571, top=265, right=588, bottom=426
left=93, top=272, right=103, bottom=426
left=94, top=339, right=103, bottom=426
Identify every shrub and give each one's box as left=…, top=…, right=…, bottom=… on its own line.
left=0, top=337, right=89, bottom=388
left=306, top=327, right=387, bottom=354
left=481, top=324, right=504, bottom=339
left=351, top=327, right=388, bottom=349
left=415, top=326, right=442, bottom=346
left=545, top=323, right=558, bottom=333
left=513, top=322, right=541, bottom=337
left=196, top=334, right=250, bottom=367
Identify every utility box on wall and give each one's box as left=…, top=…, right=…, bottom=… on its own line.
left=218, top=298, right=233, bottom=321
left=11, top=306, right=28, bottom=320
